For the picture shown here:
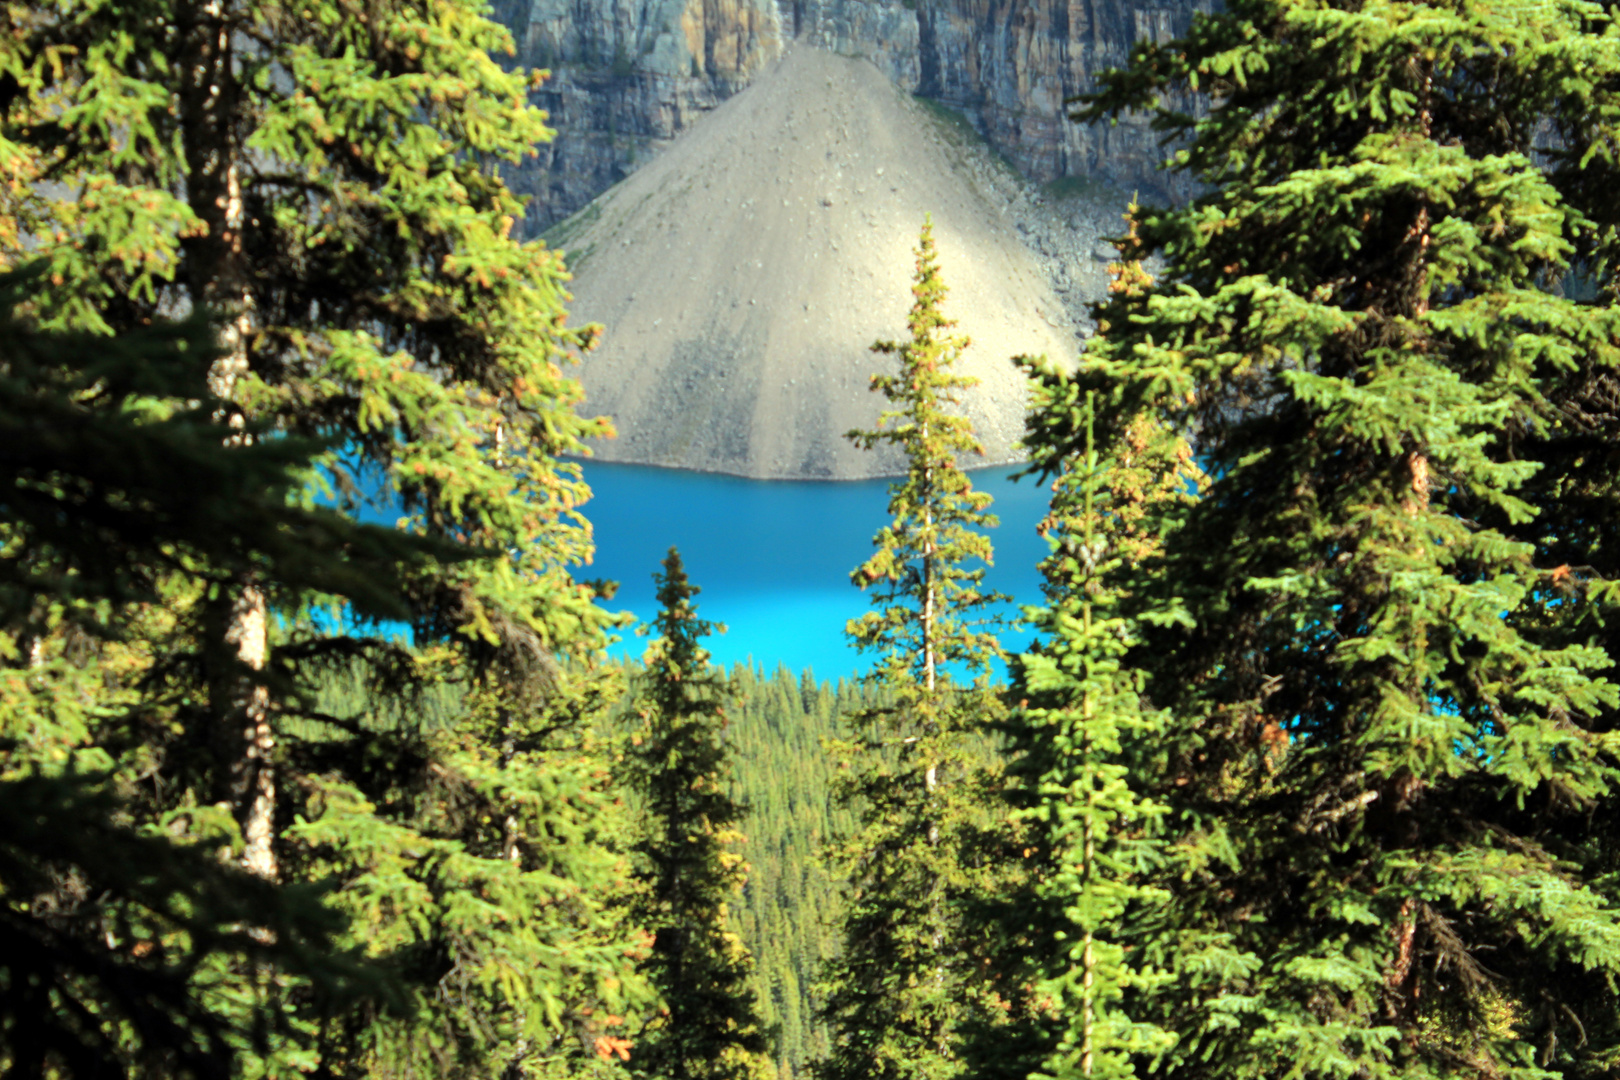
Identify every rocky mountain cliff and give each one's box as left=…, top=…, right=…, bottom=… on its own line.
left=493, top=0, right=1205, bottom=234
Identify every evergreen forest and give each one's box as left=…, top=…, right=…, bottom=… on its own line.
left=8, top=0, right=1620, bottom=1079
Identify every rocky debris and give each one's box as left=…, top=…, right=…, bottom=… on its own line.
left=554, top=47, right=1126, bottom=481
left=494, top=0, right=1205, bottom=234
left=900, top=108, right=1136, bottom=335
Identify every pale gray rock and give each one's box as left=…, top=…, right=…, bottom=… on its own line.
left=555, top=48, right=1113, bottom=480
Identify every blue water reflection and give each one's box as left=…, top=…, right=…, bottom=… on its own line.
left=581, top=461, right=1054, bottom=679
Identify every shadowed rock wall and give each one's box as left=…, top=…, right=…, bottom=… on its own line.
left=496, top=0, right=1206, bottom=234
left=492, top=0, right=786, bottom=234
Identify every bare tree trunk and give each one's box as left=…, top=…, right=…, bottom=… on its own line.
left=923, top=509, right=936, bottom=804
left=181, top=0, right=276, bottom=881
left=922, top=463, right=935, bottom=696
left=216, top=583, right=276, bottom=880
left=921, top=428, right=939, bottom=843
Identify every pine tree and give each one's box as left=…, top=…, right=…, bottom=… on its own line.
left=963, top=211, right=1202, bottom=1080
left=1055, top=1, right=1620, bottom=1075
left=284, top=663, right=651, bottom=1080
left=1021, top=202, right=1204, bottom=612
left=1464, top=18, right=1620, bottom=1065
left=628, top=548, right=772, bottom=1080
left=964, top=394, right=1174, bottom=1080
left=0, top=4, right=647, bottom=1077
left=816, top=219, right=1004, bottom=1080
left=0, top=0, right=610, bottom=874
left=843, top=217, right=1002, bottom=692
left=0, top=270, right=403, bottom=1079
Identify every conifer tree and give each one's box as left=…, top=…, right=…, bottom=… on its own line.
left=816, top=219, right=1004, bottom=1080
left=965, top=395, right=1174, bottom=1080
left=0, top=0, right=610, bottom=872
left=1465, top=18, right=1620, bottom=1061
left=964, top=212, right=1201, bottom=1080
left=0, top=270, right=403, bottom=1079
left=629, top=548, right=772, bottom=1080
left=843, top=217, right=1002, bottom=692
left=1053, top=2, right=1620, bottom=1075
left=0, top=4, right=647, bottom=1077
left=1030, top=203, right=1203, bottom=605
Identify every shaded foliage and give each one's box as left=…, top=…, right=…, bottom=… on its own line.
left=1058, top=0, right=1620, bottom=1074
left=626, top=549, right=773, bottom=1080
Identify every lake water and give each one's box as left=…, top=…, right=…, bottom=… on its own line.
left=580, top=461, right=1054, bottom=679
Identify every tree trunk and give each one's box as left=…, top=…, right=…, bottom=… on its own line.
left=211, top=583, right=276, bottom=879
left=181, top=0, right=276, bottom=880
left=922, top=422, right=936, bottom=697
left=922, top=432, right=938, bottom=823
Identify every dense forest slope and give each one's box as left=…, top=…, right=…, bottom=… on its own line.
left=724, top=664, right=878, bottom=1080
left=312, top=660, right=869, bottom=1080
left=554, top=47, right=1108, bottom=478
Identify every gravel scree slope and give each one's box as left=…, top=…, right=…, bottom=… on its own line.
left=554, top=46, right=1118, bottom=480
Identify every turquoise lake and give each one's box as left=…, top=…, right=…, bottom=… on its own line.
left=579, top=461, right=1055, bottom=679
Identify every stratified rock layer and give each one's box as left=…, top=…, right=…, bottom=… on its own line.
left=493, top=0, right=787, bottom=235
left=497, top=0, right=1207, bottom=233
left=559, top=47, right=1087, bottom=479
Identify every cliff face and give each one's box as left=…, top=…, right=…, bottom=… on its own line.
left=493, top=0, right=786, bottom=234
left=802, top=0, right=1203, bottom=195
left=498, top=0, right=1204, bottom=234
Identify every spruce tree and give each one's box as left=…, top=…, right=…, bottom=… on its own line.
left=1052, top=1, right=1620, bottom=1075
left=816, top=219, right=1004, bottom=1080
left=0, top=4, right=647, bottom=1077
left=0, top=271, right=402, bottom=1079
left=629, top=548, right=772, bottom=1080
left=964, top=212, right=1202, bottom=1080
